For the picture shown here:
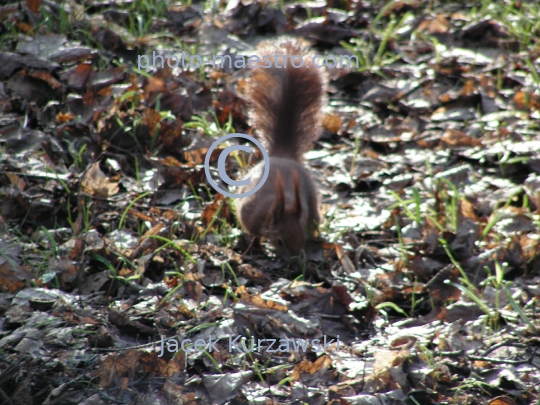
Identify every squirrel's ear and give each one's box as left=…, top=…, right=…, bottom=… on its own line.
left=292, top=170, right=302, bottom=217
left=272, top=171, right=285, bottom=225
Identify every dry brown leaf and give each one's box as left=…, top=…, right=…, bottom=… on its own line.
left=98, top=349, right=185, bottom=387
left=56, top=111, right=75, bottom=123
left=382, top=0, right=419, bottom=16
left=210, top=70, right=227, bottom=81
left=344, top=118, right=356, bottom=132
left=364, top=349, right=409, bottom=391
left=81, top=316, right=100, bottom=325
left=184, top=279, right=205, bottom=302
left=68, top=237, right=85, bottom=260
left=489, top=396, right=518, bottom=405
left=418, top=14, right=449, bottom=34
left=6, top=173, right=26, bottom=192
left=55, top=259, right=81, bottom=288
left=163, top=275, right=181, bottom=289
left=235, top=285, right=248, bottom=296
left=145, top=77, right=166, bottom=94
left=160, top=118, right=184, bottom=149
left=160, top=156, right=183, bottom=167
left=440, top=94, right=452, bottom=103
left=141, top=108, right=162, bottom=135
left=364, top=149, right=379, bottom=159
left=441, top=129, right=479, bottom=147
left=461, top=79, right=477, bottom=96
left=237, top=264, right=267, bottom=284
left=98, top=350, right=142, bottom=388
left=335, top=244, right=356, bottom=274
left=390, top=336, right=417, bottom=348
left=184, top=147, right=208, bottom=166
left=513, top=91, right=540, bottom=111
left=30, top=71, right=63, bottom=90
left=128, top=209, right=153, bottom=222
left=120, top=376, right=128, bottom=390
left=163, top=210, right=178, bottom=220
left=201, top=193, right=228, bottom=227
left=143, top=223, right=164, bottom=237
left=68, top=63, right=92, bottom=89
left=25, top=0, right=42, bottom=13
left=450, top=12, right=468, bottom=20
left=140, top=351, right=184, bottom=376
left=373, top=349, right=407, bottom=371
left=460, top=199, right=479, bottom=221
left=426, top=265, right=461, bottom=304
left=98, top=86, right=112, bottom=96
left=241, top=293, right=288, bottom=312
left=323, top=114, right=342, bottom=133
left=519, top=233, right=540, bottom=261
left=332, top=285, right=354, bottom=307
left=0, top=262, right=31, bottom=292
left=290, top=356, right=332, bottom=381
left=61, top=311, right=99, bottom=325
left=81, top=162, right=120, bottom=198
left=214, top=90, right=247, bottom=124
left=163, top=380, right=188, bottom=402
left=18, top=22, right=34, bottom=34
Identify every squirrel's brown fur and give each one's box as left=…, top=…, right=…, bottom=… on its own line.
left=236, top=41, right=325, bottom=258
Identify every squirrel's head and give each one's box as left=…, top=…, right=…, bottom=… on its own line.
left=266, top=170, right=307, bottom=258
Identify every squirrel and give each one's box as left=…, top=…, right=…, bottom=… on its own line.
left=235, top=41, right=325, bottom=258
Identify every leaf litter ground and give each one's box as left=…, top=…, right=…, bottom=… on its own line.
left=0, top=1, right=539, bottom=404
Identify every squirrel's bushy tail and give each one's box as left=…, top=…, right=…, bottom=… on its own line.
left=248, top=41, right=326, bottom=161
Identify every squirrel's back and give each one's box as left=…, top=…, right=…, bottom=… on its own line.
left=248, top=41, right=326, bottom=161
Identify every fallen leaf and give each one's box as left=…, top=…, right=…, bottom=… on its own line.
left=81, top=162, right=120, bottom=198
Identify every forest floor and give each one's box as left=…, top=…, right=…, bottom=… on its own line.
left=0, top=0, right=540, bottom=404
